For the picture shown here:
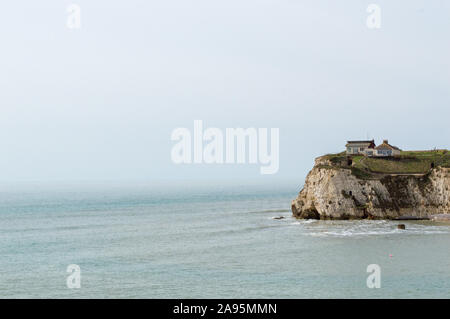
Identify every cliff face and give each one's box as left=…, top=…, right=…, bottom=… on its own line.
left=291, top=157, right=450, bottom=220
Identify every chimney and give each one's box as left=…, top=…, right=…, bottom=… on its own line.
left=383, top=139, right=388, bottom=144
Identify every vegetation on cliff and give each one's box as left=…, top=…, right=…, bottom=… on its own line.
left=322, top=149, right=449, bottom=179
left=292, top=152, right=450, bottom=220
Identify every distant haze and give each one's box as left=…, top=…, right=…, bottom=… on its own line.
left=0, top=1, right=449, bottom=184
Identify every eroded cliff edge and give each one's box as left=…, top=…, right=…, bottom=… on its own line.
left=291, top=154, right=450, bottom=220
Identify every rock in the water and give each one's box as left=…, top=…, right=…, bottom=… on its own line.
left=273, top=216, right=285, bottom=220
left=397, top=224, right=406, bottom=230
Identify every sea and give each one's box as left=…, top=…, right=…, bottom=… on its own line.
left=0, top=182, right=449, bottom=298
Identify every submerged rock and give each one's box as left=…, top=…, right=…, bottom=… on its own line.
left=291, top=155, right=450, bottom=220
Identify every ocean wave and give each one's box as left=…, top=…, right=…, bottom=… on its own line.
left=302, top=219, right=319, bottom=225
left=298, top=221, right=450, bottom=237
left=201, top=224, right=285, bottom=237
left=308, top=229, right=449, bottom=237
left=247, top=209, right=291, bottom=214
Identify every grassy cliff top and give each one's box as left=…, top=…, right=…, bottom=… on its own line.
left=322, top=149, right=449, bottom=178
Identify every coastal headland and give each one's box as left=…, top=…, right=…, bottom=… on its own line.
left=292, top=150, right=450, bottom=220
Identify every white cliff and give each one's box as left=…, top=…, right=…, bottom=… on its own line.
left=291, top=155, right=450, bottom=220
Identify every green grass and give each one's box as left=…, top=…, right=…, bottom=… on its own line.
left=400, top=150, right=450, bottom=167
left=352, top=156, right=364, bottom=164
left=356, top=157, right=426, bottom=174
left=350, top=166, right=374, bottom=179
left=323, top=152, right=347, bottom=165
left=322, top=149, right=449, bottom=177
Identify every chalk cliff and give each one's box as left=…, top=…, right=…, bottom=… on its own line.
left=291, top=155, right=450, bottom=220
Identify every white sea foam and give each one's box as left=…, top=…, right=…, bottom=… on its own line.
left=303, top=223, right=450, bottom=237
left=283, top=219, right=450, bottom=237
left=299, top=219, right=317, bottom=224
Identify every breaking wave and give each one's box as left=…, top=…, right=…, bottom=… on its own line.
left=294, top=220, right=450, bottom=237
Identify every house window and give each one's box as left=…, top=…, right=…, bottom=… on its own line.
left=360, top=147, right=365, bottom=151
left=378, top=150, right=391, bottom=156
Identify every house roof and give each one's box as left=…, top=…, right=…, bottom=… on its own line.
left=375, top=142, right=401, bottom=151
left=346, top=140, right=375, bottom=148
left=346, top=140, right=374, bottom=144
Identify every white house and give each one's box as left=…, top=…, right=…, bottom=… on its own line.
left=345, top=140, right=376, bottom=156
left=346, top=139, right=402, bottom=157
left=374, top=140, right=401, bottom=157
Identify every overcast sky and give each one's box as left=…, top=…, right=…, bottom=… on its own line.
left=0, top=0, right=449, bottom=184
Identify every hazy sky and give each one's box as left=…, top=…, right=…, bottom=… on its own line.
left=0, top=1, right=449, bottom=184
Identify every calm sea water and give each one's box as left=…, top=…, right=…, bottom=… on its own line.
left=0, top=183, right=449, bottom=298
